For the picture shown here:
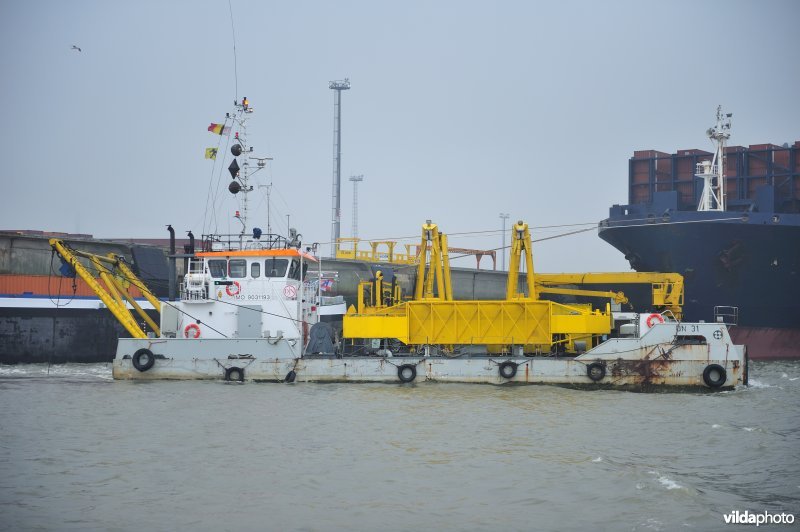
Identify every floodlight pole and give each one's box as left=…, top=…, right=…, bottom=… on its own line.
left=329, top=78, right=351, bottom=257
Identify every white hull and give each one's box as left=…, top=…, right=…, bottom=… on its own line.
left=113, top=322, right=747, bottom=390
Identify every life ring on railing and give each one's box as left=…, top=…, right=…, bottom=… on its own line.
left=645, top=313, right=665, bottom=328
left=226, top=281, right=241, bottom=296
left=184, top=323, right=201, bottom=338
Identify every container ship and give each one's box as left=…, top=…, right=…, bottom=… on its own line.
left=598, top=108, right=800, bottom=359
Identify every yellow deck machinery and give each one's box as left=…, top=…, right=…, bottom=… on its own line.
left=344, top=221, right=621, bottom=355
left=49, top=239, right=161, bottom=339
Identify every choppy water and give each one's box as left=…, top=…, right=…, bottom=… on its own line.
left=1, top=361, right=798, bottom=531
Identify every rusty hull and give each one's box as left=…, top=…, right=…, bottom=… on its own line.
left=113, top=322, right=746, bottom=390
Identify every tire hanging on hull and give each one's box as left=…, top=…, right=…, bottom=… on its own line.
left=225, top=367, right=244, bottom=382
left=397, top=364, right=416, bottom=383
left=702, top=364, right=726, bottom=388
left=132, top=348, right=155, bottom=372
left=498, top=361, right=518, bottom=379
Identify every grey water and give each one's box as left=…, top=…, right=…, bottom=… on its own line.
left=0, top=361, right=798, bottom=532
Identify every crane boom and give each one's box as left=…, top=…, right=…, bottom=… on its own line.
left=49, top=239, right=162, bottom=339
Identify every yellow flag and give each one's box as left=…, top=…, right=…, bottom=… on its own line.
left=204, top=147, right=217, bottom=160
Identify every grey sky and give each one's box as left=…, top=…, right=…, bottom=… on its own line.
left=1, top=0, right=797, bottom=272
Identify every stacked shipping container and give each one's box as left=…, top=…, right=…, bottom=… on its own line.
left=627, top=141, right=800, bottom=212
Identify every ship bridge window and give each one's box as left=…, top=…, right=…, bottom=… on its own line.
left=229, top=259, right=247, bottom=278
left=288, top=259, right=300, bottom=281
left=208, top=259, right=227, bottom=278
left=265, top=258, right=289, bottom=278
left=287, top=259, right=308, bottom=281
left=251, top=262, right=261, bottom=278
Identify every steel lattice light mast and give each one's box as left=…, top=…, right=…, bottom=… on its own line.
left=329, top=78, right=351, bottom=256
left=349, top=175, right=364, bottom=238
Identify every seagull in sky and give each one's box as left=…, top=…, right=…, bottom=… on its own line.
left=71, top=45, right=82, bottom=52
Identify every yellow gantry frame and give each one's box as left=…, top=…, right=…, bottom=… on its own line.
left=49, top=239, right=161, bottom=339
left=414, top=221, right=453, bottom=301
left=343, top=220, right=613, bottom=351
left=506, top=221, right=536, bottom=300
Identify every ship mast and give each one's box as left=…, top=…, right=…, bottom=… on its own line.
left=226, top=97, right=271, bottom=243
left=696, top=106, right=732, bottom=212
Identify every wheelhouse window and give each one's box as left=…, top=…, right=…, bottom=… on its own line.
left=265, top=258, right=289, bottom=278
left=207, top=260, right=227, bottom=278
left=288, top=259, right=301, bottom=280
left=229, top=259, right=247, bottom=278
left=251, top=262, right=261, bottom=278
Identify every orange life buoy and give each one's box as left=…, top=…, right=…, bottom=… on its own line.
left=645, top=313, right=665, bottom=328
left=184, top=323, right=201, bottom=338
left=226, top=281, right=241, bottom=296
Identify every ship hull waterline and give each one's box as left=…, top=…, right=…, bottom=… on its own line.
left=113, top=323, right=747, bottom=391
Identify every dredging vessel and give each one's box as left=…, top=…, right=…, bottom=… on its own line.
left=105, top=217, right=746, bottom=389
left=47, top=97, right=747, bottom=389
left=599, top=107, right=800, bottom=359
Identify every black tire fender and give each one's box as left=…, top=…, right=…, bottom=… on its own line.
left=702, top=364, right=726, bottom=388
left=132, top=348, right=155, bottom=372
left=285, top=369, right=297, bottom=383
left=397, top=364, right=416, bottom=383
left=499, top=361, right=518, bottom=379
left=586, top=362, right=606, bottom=382
left=225, top=367, right=244, bottom=382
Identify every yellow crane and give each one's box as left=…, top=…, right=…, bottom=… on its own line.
left=535, top=273, right=683, bottom=318
left=500, top=220, right=666, bottom=311
left=49, top=239, right=161, bottom=339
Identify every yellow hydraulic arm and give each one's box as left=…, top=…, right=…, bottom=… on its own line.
left=535, top=272, right=684, bottom=318
left=537, top=286, right=629, bottom=305
left=49, top=239, right=161, bottom=338
left=110, top=255, right=161, bottom=314
left=89, top=255, right=160, bottom=335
